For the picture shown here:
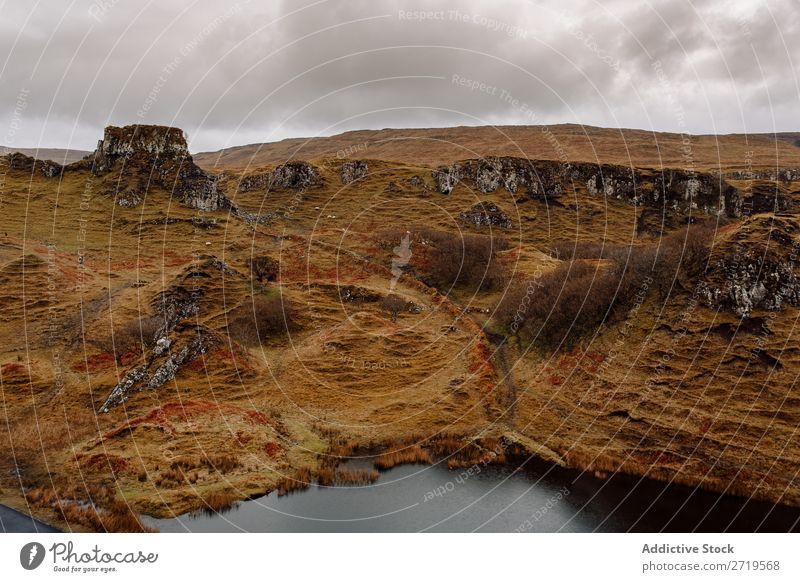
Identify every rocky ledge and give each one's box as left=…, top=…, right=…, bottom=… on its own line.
left=699, top=215, right=800, bottom=317
left=239, top=161, right=323, bottom=192
left=433, top=156, right=743, bottom=217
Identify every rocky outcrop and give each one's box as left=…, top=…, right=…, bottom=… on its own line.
left=724, top=168, right=800, bottom=182
left=698, top=216, right=800, bottom=316
left=2, top=152, right=63, bottom=178
left=432, top=165, right=462, bottom=194
left=341, top=160, right=369, bottom=184
left=432, top=156, right=741, bottom=217
left=459, top=201, right=513, bottom=229
left=740, top=182, right=793, bottom=214
left=239, top=161, right=323, bottom=192
left=99, top=325, right=215, bottom=412
left=99, top=256, right=244, bottom=412
left=268, top=161, right=322, bottom=190
left=89, top=125, right=229, bottom=211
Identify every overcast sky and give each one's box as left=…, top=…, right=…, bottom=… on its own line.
left=1, top=0, right=798, bottom=152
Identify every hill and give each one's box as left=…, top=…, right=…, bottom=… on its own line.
left=0, top=146, right=90, bottom=165
left=1, top=123, right=800, bottom=531
left=193, top=124, right=800, bottom=173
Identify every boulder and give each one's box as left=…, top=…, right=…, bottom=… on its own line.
left=341, top=160, right=369, bottom=184
left=459, top=201, right=513, bottom=229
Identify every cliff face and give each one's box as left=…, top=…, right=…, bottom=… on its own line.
left=238, top=161, right=323, bottom=192
left=432, top=157, right=743, bottom=217
left=90, top=125, right=229, bottom=211
left=699, top=215, right=800, bottom=316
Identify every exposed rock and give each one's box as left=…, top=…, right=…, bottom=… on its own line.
left=384, top=181, right=402, bottom=193
left=432, top=156, right=741, bottom=217
left=407, top=175, right=429, bottom=191
left=459, top=201, right=513, bottom=229
left=341, top=160, right=369, bottom=184
left=268, top=161, right=322, bottom=190
left=100, top=256, right=244, bottom=412
left=239, top=161, right=323, bottom=192
left=2, top=152, right=63, bottom=178
left=88, top=124, right=230, bottom=211
left=740, top=182, right=792, bottom=214
left=99, top=325, right=215, bottom=412
left=725, top=168, right=800, bottom=182
left=698, top=216, right=800, bottom=316
left=338, top=285, right=382, bottom=303
left=432, top=165, right=461, bottom=194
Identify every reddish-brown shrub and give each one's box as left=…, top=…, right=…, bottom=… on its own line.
left=496, top=222, right=716, bottom=349
left=422, top=230, right=509, bottom=292
left=227, top=296, right=295, bottom=345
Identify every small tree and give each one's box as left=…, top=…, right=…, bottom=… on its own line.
left=381, top=294, right=407, bottom=323
left=249, top=255, right=279, bottom=287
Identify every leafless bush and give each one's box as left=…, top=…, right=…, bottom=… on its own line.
left=249, top=255, right=279, bottom=285
left=422, top=230, right=509, bottom=292
left=93, top=316, right=162, bottom=361
left=496, top=222, right=716, bottom=349
left=380, top=294, right=409, bottom=322
left=227, top=296, right=295, bottom=345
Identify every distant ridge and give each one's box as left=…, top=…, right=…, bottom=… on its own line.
left=0, top=146, right=89, bottom=165
left=192, top=124, right=800, bottom=172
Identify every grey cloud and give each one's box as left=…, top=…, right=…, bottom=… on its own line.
left=0, top=0, right=797, bottom=152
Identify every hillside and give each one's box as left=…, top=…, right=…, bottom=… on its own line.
left=193, top=124, right=800, bottom=173
left=1, top=123, right=800, bottom=531
left=0, top=146, right=90, bottom=165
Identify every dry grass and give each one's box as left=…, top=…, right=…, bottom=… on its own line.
left=25, top=486, right=154, bottom=532
left=202, top=490, right=240, bottom=514
left=276, top=467, right=313, bottom=496
left=227, top=295, right=295, bottom=345
left=192, top=124, right=800, bottom=171
left=374, top=446, right=433, bottom=470
left=201, top=454, right=241, bottom=474
left=2, top=125, right=800, bottom=530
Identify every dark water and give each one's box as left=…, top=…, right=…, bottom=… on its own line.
left=146, top=459, right=800, bottom=532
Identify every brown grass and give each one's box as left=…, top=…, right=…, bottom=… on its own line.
left=374, top=446, right=433, bottom=470
left=202, top=490, right=240, bottom=514
left=276, top=467, right=313, bottom=496
left=495, top=221, right=717, bottom=349
left=25, top=486, right=154, bottom=532
left=227, top=296, right=295, bottom=345
left=201, top=453, right=241, bottom=474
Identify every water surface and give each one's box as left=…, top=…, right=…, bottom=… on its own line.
left=147, top=460, right=800, bottom=532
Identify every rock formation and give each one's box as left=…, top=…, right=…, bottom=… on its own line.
left=239, top=161, right=323, bottom=192
left=99, top=256, right=243, bottom=412
left=459, top=201, right=513, bottom=229
left=341, top=160, right=369, bottom=184
left=432, top=156, right=742, bottom=217
left=1, top=152, right=63, bottom=178
left=89, top=124, right=229, bottom=211
left=699, top=215, right=800, bottom=316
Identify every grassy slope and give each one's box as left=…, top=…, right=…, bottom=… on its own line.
left=1, top=131, right=800, bottom=530
left=194, top=124, right=800, bottom=172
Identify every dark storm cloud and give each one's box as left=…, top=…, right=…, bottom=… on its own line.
left=1, top=0, right=798, bottom=152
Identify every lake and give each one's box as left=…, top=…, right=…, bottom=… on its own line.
left=146, top=458, right=800, bottom=532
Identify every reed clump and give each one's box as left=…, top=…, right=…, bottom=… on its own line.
left=202, top=490, right=240, bottom=514
left=276, top=467, right=313, bottom=496
left=374, top=445, right=432, bottom=470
